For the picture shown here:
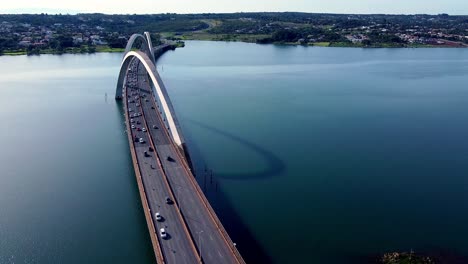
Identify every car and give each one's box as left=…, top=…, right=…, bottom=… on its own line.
left=153, top=125, right=158, bottom=129
left=165, top=197, right=173, bottom=204
left=137, top=127, right=142, bottom=131
left=131, top=125, right=136, bottom=129
left=138, top=113, right=142, bottom=117
left=145, top=99, right=149, bottom=102
left=149, top=146, right=154, bottom=152
left=142, top=128, right=147, bottom=132
left=151, top=106, right=155, bottom=109
left=167, top=156, right=175, bottom=162
left=128, top=108, right=133, bottom=112
left=134, top=137, right=139, bottom=142
left=159, top=228, right=167, bottom=239
left=130, top=119, right=135, bottom=123
left=155, top=212, right=162, bottom=221
left=137, top=121, right=141, bottom=125
left=139, top=138, right=145, bottom=143
left=136, top=103, right=140, bottom=107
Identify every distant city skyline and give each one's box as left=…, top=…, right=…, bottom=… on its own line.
left=0, top=0, right=467, bottom=15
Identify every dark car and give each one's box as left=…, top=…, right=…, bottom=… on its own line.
left=165, top=197, right=173, bottom=204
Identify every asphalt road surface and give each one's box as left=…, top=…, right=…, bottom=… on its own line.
left=134, top=61, right=241, bottom=264
left=124, top=58, right=199, bottom=263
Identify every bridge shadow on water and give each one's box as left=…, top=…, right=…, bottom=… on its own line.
left=181, top=119, right=286, bottom=263
left=187, top=119, right=286, bottom=181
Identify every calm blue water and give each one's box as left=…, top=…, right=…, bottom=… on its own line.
left=1, top=42, right=468, bottom=263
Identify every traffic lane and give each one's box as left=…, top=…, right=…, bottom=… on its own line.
left=130, top=105, right=198, bottom=263
left=127, top=85, right=198, bottom=263
left=136, top=61, right=239, bottom=263
left=138, top=91, right=237, bottom=264
left=131, top=90, right=200, bottom=264
left=138, top=96, right=210, bottom=227
left=138, top=95, right=170, bottom=146
left=156, top=145, right=235, bottom=264
left=137, top=151, right=197, bottom=264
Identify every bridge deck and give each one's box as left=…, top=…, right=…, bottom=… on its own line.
left=122, top=58, right=244, bottom=263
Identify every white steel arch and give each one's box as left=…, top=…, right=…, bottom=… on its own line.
left=124, top=33, right=154, bottom=64
left=117, top=50, right=182, bottom=146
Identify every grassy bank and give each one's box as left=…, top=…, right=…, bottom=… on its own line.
left=181, top=33, right=271, bottom=43
left=173, top=33, right=463, bottom=48
left=94, top=46, right=125, bottom=53
left=0, top=45, right=126, bottom=56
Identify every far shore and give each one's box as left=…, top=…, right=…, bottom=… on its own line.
left=1, top=38, right=467, bottom=57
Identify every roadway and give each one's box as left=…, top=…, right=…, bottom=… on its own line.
left=124, top=57, right=199, bottom=263
left=134, top=61, right=242, bottom=264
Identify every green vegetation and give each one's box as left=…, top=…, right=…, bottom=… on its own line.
left=95, top=46, right=125, bottom=53
left=0, top=12, right=467, bottom=56
left=182, top=33, right=270, bottom=43
left=312, top=42, right=330, bottom=47
left=381, top=252, right=434, bottom=264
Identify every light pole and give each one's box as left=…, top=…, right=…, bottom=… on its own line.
left=197, top=230, right=204, bottom=262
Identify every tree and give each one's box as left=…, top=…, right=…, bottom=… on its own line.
left=26, top=45, right=40, bottom=55
left=150, top=33, right=163, bottom=46
left=362, top=39, right=372, bottom=46
left=57, top=35, right=74, bottom=48
left=272, top=29, right=299, bottom=42
left=107, top=36, right=127, bottom=48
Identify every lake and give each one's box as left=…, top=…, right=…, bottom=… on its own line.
left=1, top=41, right=468, bottom=263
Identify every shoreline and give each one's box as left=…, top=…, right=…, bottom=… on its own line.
left=1, top=39, right=466, bottom=57
left=181, top=36, right=467, bottom=48
left=0, top=46, right=125, bottom=56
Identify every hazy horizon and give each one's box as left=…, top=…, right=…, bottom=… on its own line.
left=0, top=0, right=467, bottom=16
left=0, top=10, right=466, bottom=16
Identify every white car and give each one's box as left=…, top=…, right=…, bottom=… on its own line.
left=139, top=138, right=145, bottom=144
left=130, top=119, right=134, bottom=123
left=129, top=108, right=133, bottom=112
left=159, top=228, right=167, bottom=239
left=142, top=128, right=147, bottom=132
left=155, top=212, right=162, bottom=221
left=131, top=125, right=136, bottom=129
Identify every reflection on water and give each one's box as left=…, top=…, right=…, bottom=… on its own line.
left=2, top=42, right=468, bottom=264
left=159, top=41, right=468, bottom=263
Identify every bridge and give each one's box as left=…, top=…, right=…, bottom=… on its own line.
left=115, top=32, right=245, bottom=264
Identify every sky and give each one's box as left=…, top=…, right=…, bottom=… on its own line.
left=0, top=0, right=466, bottom=15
